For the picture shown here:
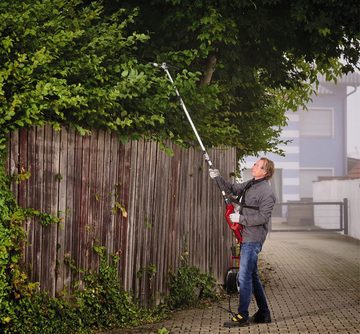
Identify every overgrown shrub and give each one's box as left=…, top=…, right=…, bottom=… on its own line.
left=2, top=245, right=161, bottom=333
left=166, top=254, right=220, bottom=310
left=7, top=292, right=79, bottom=334
left=71, top=246, right=148, bottom=330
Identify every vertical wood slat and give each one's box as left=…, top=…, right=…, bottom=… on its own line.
left=116, top=141, right=131, bottom=284
left=80, top=134, right=90, bottom=272
left=40, top=125, right=57, bottom=295
left=93, top=131, right=105, bottom=270
left=64, top=128, right=75, bottom=289
left=125, top=140, right=137, bottom=293
left=72, top=132, right=82, bottom=285
left=107, top=134, right=117, bottom=255
left=88, top=130, right=99, bottom=272
left=56, top=128, right=68, bottom=292
left=26, top=128, right=36, bottom=279
left=18, top=129, right=29, bottom=270
left=50, top=127, right=60, bottom=295
left=34, top=127, right=44, bottom=284
left=7, top=126, right=236, bottom=300
left=121, top=142, right=129, bottom=289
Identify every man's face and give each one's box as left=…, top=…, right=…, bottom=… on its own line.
left=251, top=159, right=267, bottom=180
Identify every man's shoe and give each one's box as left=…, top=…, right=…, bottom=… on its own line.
left=223, top=313, right=250, bottom=328
left=251, top=310, right=272, bottom=324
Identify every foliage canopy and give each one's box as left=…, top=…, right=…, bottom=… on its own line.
left=1, top=0, right=359, bottom=155
left=114, top=0, right=360, bottom=155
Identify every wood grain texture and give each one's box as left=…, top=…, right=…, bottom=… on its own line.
left=7, top=127, right=236, bottom=301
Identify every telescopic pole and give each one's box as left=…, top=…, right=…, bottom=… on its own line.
left=155, top=62, right=229, bottom=203
left=155, top=62, right=242, bottom=242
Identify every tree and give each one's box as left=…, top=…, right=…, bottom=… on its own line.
left=0, top=0, right=241, bottom=154
left=0, top=0, right=187, bottom=149
left=106, top=0, right=360, bottom=155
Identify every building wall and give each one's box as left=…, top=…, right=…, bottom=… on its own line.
left=242, top=110, right=301, bottom=203
left=242, top=83, right=347, bottom=202
left=300, top=85, right=347, bottom=176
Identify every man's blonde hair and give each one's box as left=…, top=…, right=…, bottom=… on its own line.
left=260, top=157, right=275, bottom=180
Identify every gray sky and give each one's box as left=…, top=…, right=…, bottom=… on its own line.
left=347, top=87, right=360, bottom=159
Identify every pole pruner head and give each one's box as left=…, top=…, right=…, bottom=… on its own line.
left=225, top=203, right=243, bottom=243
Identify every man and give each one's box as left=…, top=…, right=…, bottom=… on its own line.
left=209, top=157, right=276, bottom=327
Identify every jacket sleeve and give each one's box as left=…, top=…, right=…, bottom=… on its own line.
left=239, top=191, right=276, bottom=226
left=215, top=176, right=247, bottom=197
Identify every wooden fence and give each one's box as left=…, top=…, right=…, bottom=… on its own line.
left=6, top=125, right=237, bottom=303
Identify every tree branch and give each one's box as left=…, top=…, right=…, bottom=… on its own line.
left=200, top=55, right=217, bottom=86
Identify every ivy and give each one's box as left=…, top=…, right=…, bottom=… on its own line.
left=166, top=252, right=220, bottom=310
left=0, top=148, right=35, bottom=328
left=21, top=208, right=62, bottom=227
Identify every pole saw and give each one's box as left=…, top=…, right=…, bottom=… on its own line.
left=154, top=62, right=242, bottom=243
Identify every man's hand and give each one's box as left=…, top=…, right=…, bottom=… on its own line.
left=229, top=213, right=240, bottom=223
left=209, top=168, right=220, bottom=179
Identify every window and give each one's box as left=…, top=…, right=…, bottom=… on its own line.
left=299, top=169, right=333, bottom=198
left=299, top=108, right=334, bottom=137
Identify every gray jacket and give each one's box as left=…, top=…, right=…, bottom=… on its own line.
left=217, top=176, right=276, bottom=244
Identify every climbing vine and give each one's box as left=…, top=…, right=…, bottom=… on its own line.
left=0, top=148, right=33, bottom=327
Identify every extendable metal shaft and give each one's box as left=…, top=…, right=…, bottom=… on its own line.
left=155, top=62, right=230, bottom=202
left=154, top=62, right=213, bottom=167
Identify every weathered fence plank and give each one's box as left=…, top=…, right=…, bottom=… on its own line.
left=7, top=126, right=237, bottom=301
left=56, top=127, right=67, bottom=292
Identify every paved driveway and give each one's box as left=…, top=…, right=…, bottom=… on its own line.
left=106, top=232, right=360, bottom=334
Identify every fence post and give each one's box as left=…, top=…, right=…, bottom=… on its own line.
left=343, top=198, right=348, bottom=235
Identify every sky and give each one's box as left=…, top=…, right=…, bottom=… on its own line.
left=347, top=87, right=360, bottom=159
